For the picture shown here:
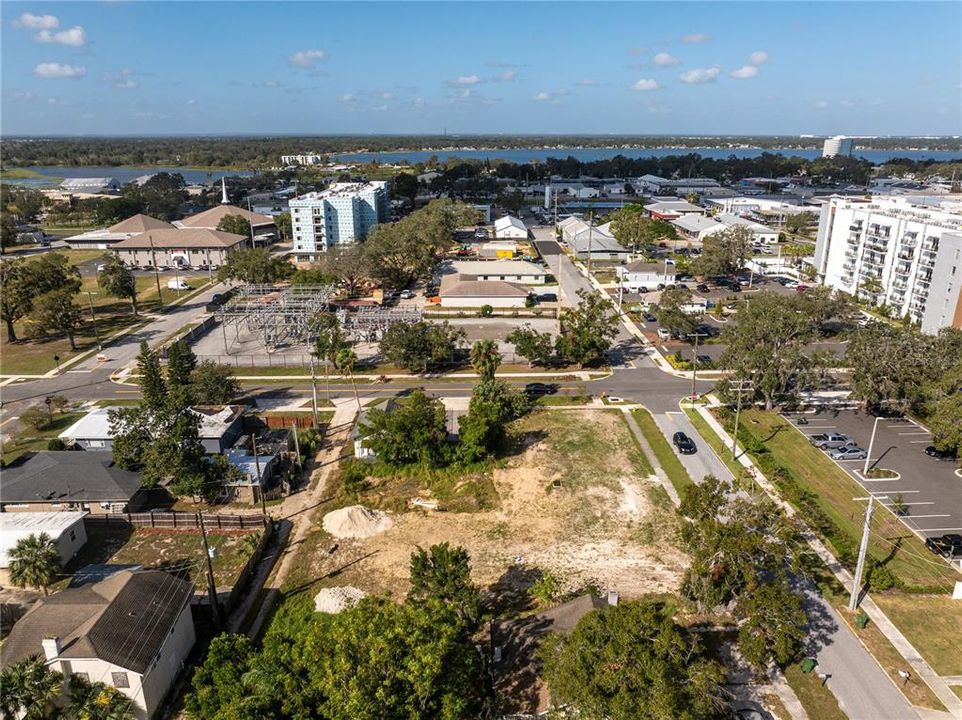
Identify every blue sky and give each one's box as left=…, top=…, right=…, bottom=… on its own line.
left=2, top=1, right=960, bottom=136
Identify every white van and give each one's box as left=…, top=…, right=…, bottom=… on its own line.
left=166, top=279, right=191, bottom=290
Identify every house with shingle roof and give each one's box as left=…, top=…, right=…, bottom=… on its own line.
left=64, top=214, right=176, bottom=250
left=1, top=569, right=196, bottom=720
left=110, top=227, right=247, bottom=269
left=174, top=204, right=277, bottom=243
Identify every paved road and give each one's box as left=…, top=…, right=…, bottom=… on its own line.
left=796, top=578, right=921, bottom=720
left=653, top=409, right=734, bottom=483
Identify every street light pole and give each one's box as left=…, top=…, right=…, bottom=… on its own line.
left=197, top=512, right=222, bottom=629
left=687, top=331, right=709, bottom=400
left=730, top=379, right=753, bottom=459
left=863, top=416, right=882, bottom=476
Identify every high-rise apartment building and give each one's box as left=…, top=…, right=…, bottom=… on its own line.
left=822, top=136, right=855, bottom=158
left=814, top=196, right=962, bottom=333
left=289, top=181, right=390, bottom=262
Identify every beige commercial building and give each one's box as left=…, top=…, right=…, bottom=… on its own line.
left=111, top=228, right=247, bottom=269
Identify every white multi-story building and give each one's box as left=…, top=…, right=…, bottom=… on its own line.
left=822, top=136, right=855, bottom=158
left=289, top=181, right=389, bottom=262
left=815, top=195, right=962, bottom=333
left=281, top=153, right=325, bottom=166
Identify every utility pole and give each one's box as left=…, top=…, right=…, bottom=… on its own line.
left=586, top=210, right=594, bottom=278
left=687, top=331, right=709, bottom=400
left=85, top=291, right=102, bottom=351
left=730, top=379, right=754, bottom=459
left=309, top=357, right=320, bottom=428
left=252, top=432, right=267, bottom=520
left=291, top=423, right=301, bottom=470
left=246, top=197, right=256, bottom=249
left=556, top=252, right=565, bottom=337
left=197, top=513, right=221, bottom=629
left=849, top=495, right=886, bottom=611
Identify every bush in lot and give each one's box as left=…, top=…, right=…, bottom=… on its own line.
left=868, top=562, right=896, bottom=591
left=478, top=304, right=493, bottom=317
left=340, top=459, right=370, bottom=499
left=46, top=438, right=66, bottom=451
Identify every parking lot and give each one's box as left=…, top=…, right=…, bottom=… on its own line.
left=782, top=409, right=962, bottom=540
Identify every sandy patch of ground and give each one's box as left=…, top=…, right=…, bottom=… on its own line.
left=301, top=410, right=687, bottom=602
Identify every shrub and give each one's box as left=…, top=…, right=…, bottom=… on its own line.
left=479, top=304, right=494, bottom=317
left=341, top=460, right=370, bottom=498
left=46, top=438, right=66, bottom=451
left=18, top=406, right=49, bottom=432
left=868, top=562, right=896, bottom=591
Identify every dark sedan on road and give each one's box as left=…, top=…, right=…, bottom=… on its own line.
left=924, top=445, right=956, bottom=459
left=525, top=382, right=557, bottom=397
left=672, top=431, right=697, bottom=454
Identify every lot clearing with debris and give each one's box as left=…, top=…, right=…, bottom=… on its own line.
left=284, top=409, right=687, bottom=606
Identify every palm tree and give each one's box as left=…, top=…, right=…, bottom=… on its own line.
left=335, top=347, right=361, bottom=411
left=0, top=656, right=64, bottom=720
left=8, top=532, right=61, bottom=595
left=470, top=340, right=501, bottom=382
left=63, top=675, right=134, bottom=720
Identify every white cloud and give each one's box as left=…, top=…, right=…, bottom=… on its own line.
left=749, top=51, right=769, bottom=65
left=632, top=78, right=660, bottom=91
left=454, top=75, right=481, bottom=85
left=653, top=52, right=679, bottom=67
left=814, top=100, right=829, bottom=109
left=681, top=33, right=710, bottom=44
left=532, top=91, right=552, bottom=102
left=379, top=91, right=394, bottom=99
left=339, top=94, right=357, bottom=103
left=186, top=99, right=197, bottom=106
left=35, top=26, right=86, bottom=47
left=496, top=70, right=517, bottom=82
left=114, top=77, right=139, bottom=89
left=575, top=79, right=599, bottom=87
left=371, top=104, right=388, bottom=112
left=730, top=65, right=759, bottom=80
left=14, top=90, right=37, bottom=100
left=15, top=13, right=59, bottom=29
left=628, top=47, right=648, bottom=56
left=288, top=50, right=326, bottom=68
left=34, top=63, right=86, bottom=79
left=413, top=97, right=425, bottom=107
left=680, top=67, right=720, bottom=84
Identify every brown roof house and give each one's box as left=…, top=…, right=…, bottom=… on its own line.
left=110, top=228, right=246, bottom=270
left=1, top=569, right=196, bottom=720
left=439, top=273, right=531, bottom=309
left=174, top=205, right=276, bottom=243
left=491, top=593, right=616, bottom=717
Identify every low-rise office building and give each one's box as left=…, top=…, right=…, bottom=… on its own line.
left=715, top=213, right=779, bottom=244
left=175, top=205, right=276, bottom=243
left=645, top=200, right=706, bottom=220
left=617, top=260, right=676, bottom=292
left=289, top=181, right=390, bottom=261
left=111, top=228, right=247, bottom=269
left=671, top=214, right=726, bottom=241
left=64, top=214, right=176, bottom=250
left=438, top=259, right=547, bottom=284
left=494, top=215, right=528, bottom=239
left=814, top=195, right=962, bottom=332
left=438, top=274, right=530, bottom=308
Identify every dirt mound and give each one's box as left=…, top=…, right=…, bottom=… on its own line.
left=322, top=505, right=393, bottom=539
left=314, top=586, right=367, bottom=613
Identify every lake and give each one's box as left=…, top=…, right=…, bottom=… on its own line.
left=5, top=166, right=257, bottom=188
left=332, top=147, right=962, bottom=165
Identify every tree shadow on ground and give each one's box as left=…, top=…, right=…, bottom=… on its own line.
left=484, top=564, right=543, bottom=617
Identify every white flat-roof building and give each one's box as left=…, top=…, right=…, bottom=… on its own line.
left=0, top=512, right=88, bottom=585
left=815, top=195, right=962, bottom=332
left=64, top=214, right=176, bottom=250
left=289, top=181, right=389, bottom=261
left=715, top=213, right=779, bottom=244
left=635, top=175, right=720, bottom=195
left=494, top=215, right=528, bottom=239
left=281, top=154, right=324, bottom=166
left=438, top=259, right=546, bottom=285
left=671, top=214, right=726, bottom=241
left=59, top=177, right=120, bottom=194
left=617, top=260, right=676, bottom=293
left=822, top=136, right=855, bottom=158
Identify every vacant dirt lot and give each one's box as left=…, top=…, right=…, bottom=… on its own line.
left=292, top=410, right=687, bottom=604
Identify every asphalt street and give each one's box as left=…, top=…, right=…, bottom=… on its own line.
left=653, top=410, right=734, bottom=483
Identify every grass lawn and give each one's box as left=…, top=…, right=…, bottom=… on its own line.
left=75, top=523, right=259, bottom=591
left=873, top=593, right=962, bottom=677
left=534, top=394, right=592, bottom=406
left=836, top=606, right=946, bottom=710
left=783, top=663, right=847, bottom=720
left=954, top=687, right=962, bottom=702
left=681, top=405, right=745, bottom=479
left=728, top=409, right=959, bottom=592
left=2, top=411, right=85, bottom=463
left=632, top=408, right=694, bottom=495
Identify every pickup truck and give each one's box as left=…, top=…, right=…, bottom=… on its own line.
left=809, top=432, right=850, bottom=449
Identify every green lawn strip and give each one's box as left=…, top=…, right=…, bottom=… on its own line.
left=727, top=409, right=958, bottom=592
left=631, top=408, right=694, bottom=495
left=873, top=593, right=962, bottom=677
left=783, top=664, right=847, bottom=720
left=534, top=394, right=592, bottom=406
left=681, top=406, right=744, bottom=479
left=2, top=411, right=85, bottom=463
left=93, top=398, right=142, bottom=408
left=618, top=412, right=654, bottom=477
left=953, top=687, right=962, bottom=702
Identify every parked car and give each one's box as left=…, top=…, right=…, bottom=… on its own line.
left=474, top=228, right=487, bottom=239
left=696, top=283, right=710, bottom=293
left=925, top=533, right=962, bottom=558
left=166, top=279, right=191, bottom=290
left=784, top=281, right=799, bottom=289
left=829, top=445, right=868, bottom=460
left=399, top=289, right=414, bottom=299
left=809, top=432, right=851, bottom=449
left=672, top=431, right=697, bottom=454
left=524, top=382, right=557, bottom=397
left=657, top=328, right=671, bottom=340
left=96, top=263, right=106, bottom=273
left=728, top=283, right=742, bottom=293
left=538, top=292, right=558, bottom=302
left=695, top=354, right=712, bottom=365
left=924, top=445, right=956, bottom=459
left=644, top=313, right=657, bottom=322
left=795, top=284, right=811, bottom=293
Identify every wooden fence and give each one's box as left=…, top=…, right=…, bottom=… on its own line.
left=87, top=510, right=267, bottom=530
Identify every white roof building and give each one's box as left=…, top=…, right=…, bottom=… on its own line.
left=438, top=259, right=546, bottom=284
left=59, top=177, right=120, bottom=193
left=0, top=512, right=88, bottom=577
left=494, top=215, right=528, bottom=239
left=715, top=213, right=779, bottom=244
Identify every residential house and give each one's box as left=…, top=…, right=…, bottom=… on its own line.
left=111, top=228, right=247, bottom=269
left=0, top=452, right=148, bottom=514
left=715, top=213, right=779, bottom=244
left=491, top=594, right=616, bottom=717
left=617, top=260, right=676, bottom=292
left=645, top=200, right=706, bottom=220
left=221, top=428, right=293, bottom=504
left=1, top=569, right=195, bottom=720
left=494, top=215, right=528, bottom=239
left=0, top=512, right=88, bottom=586
left=559, top=217, right=629, bottom=260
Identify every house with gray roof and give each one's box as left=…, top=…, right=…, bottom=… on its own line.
left=0, top=452, right=147, bottom=514
left=1, top=569, right=195, bottom=720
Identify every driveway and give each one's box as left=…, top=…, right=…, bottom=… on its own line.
left=783, top=409, right=962, bottom=539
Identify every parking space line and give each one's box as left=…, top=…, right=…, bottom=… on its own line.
left=916, top=526, right=962, bottom=532
left=897, top=431, right=930, bottom=436
left=872, top=489, right=920, bottom=494
left=909, top=440, right=932, bottom=444
left=901, top=514, right=951, bottom=519
left=860, top=477, right=902, bottom=482
left=880, top=501, right=935, bottom=506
